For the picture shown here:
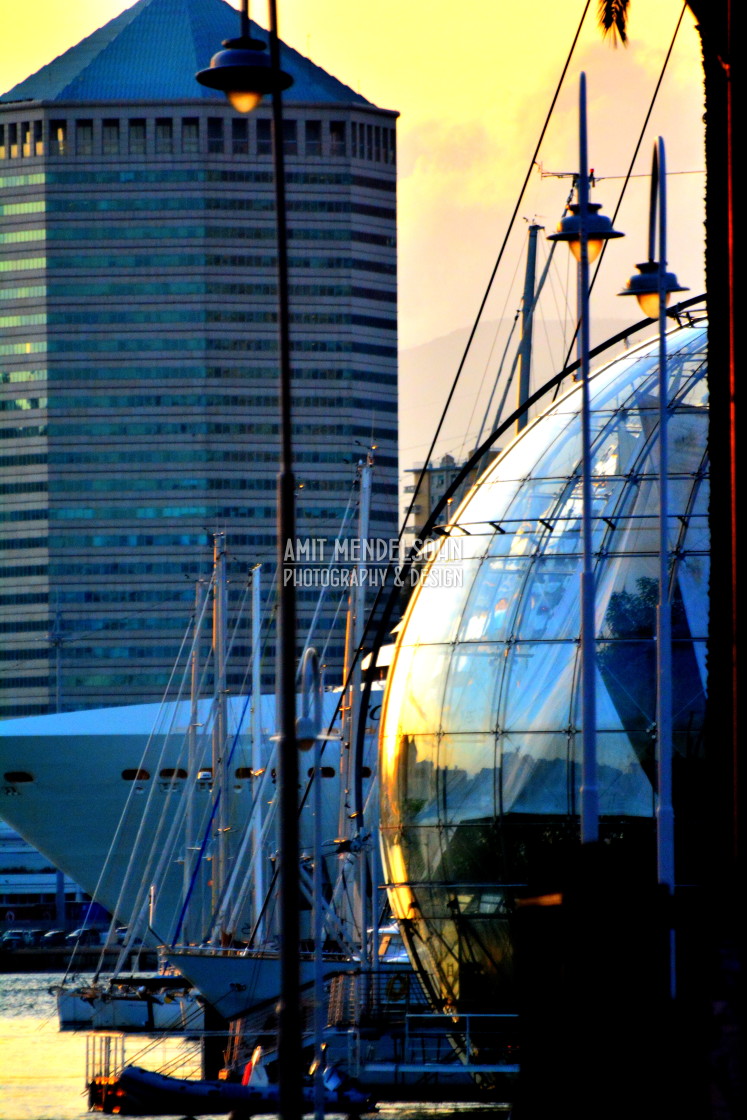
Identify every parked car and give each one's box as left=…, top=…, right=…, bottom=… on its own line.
left=23, top=929, right=46, bottom=947
left=66, top=927, right=100, bottom=946
left=0, top=930, right=25, bottom=951
left=115, top=927, right=142, bottom=946
left=41, top=929, right=68, bottom=947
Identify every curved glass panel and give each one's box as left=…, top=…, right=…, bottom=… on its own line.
left=379, top=324, right=709, bottom=1015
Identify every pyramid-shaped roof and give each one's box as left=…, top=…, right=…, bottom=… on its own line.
left=1, top=0, right=371, bottom=106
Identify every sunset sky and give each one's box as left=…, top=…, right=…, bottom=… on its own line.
left=1, top=0, right=706, bottom=461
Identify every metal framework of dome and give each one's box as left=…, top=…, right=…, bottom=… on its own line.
left=379, top=322, right=708, bottom=1014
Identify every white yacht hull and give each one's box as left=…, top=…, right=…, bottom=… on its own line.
left=164, top=947, right=358, bottom=1020
left=0, top=691, right=381, bottom=942
left=57, top=987, right=204, bottom=1032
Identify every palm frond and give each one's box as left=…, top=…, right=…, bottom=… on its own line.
left=597, top=0, right=630, bottom=46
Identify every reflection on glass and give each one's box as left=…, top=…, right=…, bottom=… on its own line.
left=379, top=325, right=709, bottom=1019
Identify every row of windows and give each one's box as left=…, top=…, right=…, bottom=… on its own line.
left=0, top=116, right=395, bottom=164
left=0, top=256, right=45, bottom=271
left=0, top=615, right=191, bottom=634
left=1, top=365, right=397, bottom=387
left=13, top=478, right=396, bottom=505
left=2, top=529, right=401, bottom=554
left=46, top=503, right=352, bottom=522
left=0, top=252, right=396, bottom=276
left=3, top=392, right=397, bottom=414
left=0, top=480, right=46, bottom=495
left=0, top=448, right=395, bottom=473
left=44, top=476, right=361, bottom=495
left=2, top=309, right=396, bottom=331
left=0, top=337, right=398, bottom=357
left=0, top=281, right=396, bottom=305
left=0, top=169, right=395, bottom=191
left=0, top=420, right=398, bottom=459
left=0, top=704, right=53, bottom=715
left=5, top=224, right=392, bottom=247
left=42, top=196, right=395, bottom=221
left=0, top=591, right=48, bottom=605
left=0, top=646, right=48, bottom=660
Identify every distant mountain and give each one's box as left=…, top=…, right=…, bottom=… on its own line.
left=398, top=316, right=644, bottom=472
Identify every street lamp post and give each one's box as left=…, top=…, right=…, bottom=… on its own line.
left=619, top=138, right=687, bottom=995
left=196, top=3, right=301, bottom=1115
left=548, top=73, right=623, bottom=844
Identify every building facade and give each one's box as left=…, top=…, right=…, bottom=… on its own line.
left=0, top=0, right=398, bottom=717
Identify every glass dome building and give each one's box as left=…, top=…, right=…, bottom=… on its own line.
left=379, top=323, right=708, bottom=1014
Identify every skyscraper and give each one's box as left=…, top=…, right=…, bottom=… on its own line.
left=0, top=0, right=398, bottom=717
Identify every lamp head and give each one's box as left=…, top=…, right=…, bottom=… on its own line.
left=618, top=259, right=689, bottom=318
left=548, top=201, right=624, bottom=263
left=196, top=36, right=293, bottom=112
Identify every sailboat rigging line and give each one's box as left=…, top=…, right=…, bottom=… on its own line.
left=297, top=474, right=360, bottom=675
left=108, top=575, right=223, bottom=968
left=458, top=237, right=527, bottom=464
left=399, top=0, right=591, bottom=558
left=553, top=0, right=689, bottom=400
left=75, top=598, right=210, bottom=985
left=171, top=684, right=256, bottom=946
left=471, top=310, right=520, bottom=456
left=489, top=230, right=565, bottom=439
left=111, top=623, right=209, bottom=967
left=177, top=491, right=363, bottom=944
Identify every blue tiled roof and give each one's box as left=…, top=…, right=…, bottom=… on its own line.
left=1, top=0, right=371, bottom=106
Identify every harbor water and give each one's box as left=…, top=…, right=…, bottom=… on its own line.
left=0, top=973, right=510, bottom=1120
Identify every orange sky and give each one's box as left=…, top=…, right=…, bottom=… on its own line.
left=1, top=1, right=706, bottom=461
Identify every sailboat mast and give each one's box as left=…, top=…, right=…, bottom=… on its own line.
left=352, top=455, right=373, bottom=963
left=516, top=222, right=542, bottom=434
left=211, top=533, right=228, bottom=917
left=185, top=578, right=206, bottom=944
left=251, top=565, right=265, bottom=939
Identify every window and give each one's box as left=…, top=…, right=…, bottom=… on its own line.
left=182, top=117, right=199, bottom=154
left=366, top=124, right=373, bottom=161
left=9, top=123, right=19, bottom=158
left=129, top=119, right=146, bottom=155
left=330, top=120, right=346, bottom=157
left=102, top=120, right=119, bottom=155
left=22, top=122, right=32, bottom=157
left=305, top=119, right=322, bottom=157
left=374, top=126, right=381, bottom=162
left=232, top=118, right=248, bottom=155
left=155, top=118, right=173, bottom=154
left=32, top=121, right=43, bottom=156
left=283, top=119, right=297, bottom=155
left=76, top=119, right=93, bottom=156
left=256, top=118, right=272, bottom=156
left=49, top=120, right=67, bottom=157
left=0, top=125, right=5, bottom=160
left=207, top=117, right=224, bottom=154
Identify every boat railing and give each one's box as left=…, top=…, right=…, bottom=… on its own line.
left=328, top=965, right=430, bottom=1027
left=356, top=1009, right=520, bottom=1079
left=85, top=1028, right=220, bottom=1088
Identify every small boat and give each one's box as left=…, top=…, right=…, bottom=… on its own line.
left=54, top=975, right=203, bottom=1032
left=88, top=1051, right=374, bottom=1116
